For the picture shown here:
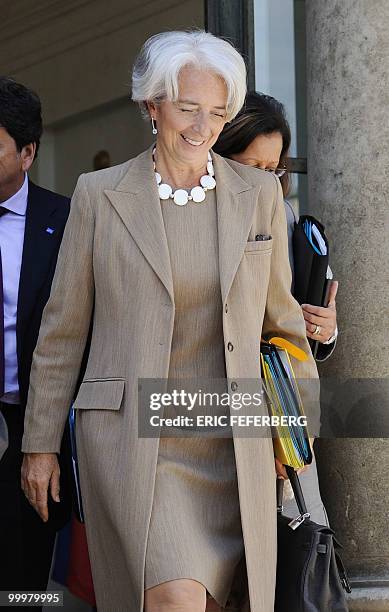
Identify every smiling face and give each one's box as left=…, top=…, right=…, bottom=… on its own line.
left=231, top=132, right=283, bottom=171
left=148, top=65, right=228, bottom=166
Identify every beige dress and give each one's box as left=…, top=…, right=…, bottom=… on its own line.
left=144, top=190, right=246, bottom=608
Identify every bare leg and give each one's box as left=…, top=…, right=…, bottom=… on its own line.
left=144, top=578, right=207, bottom=612
left=207, top=593, right=251, bottom=611
left=205, top=596, right=222, bottom=611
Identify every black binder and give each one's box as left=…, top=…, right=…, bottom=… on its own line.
left=292, top=215, right=331, bottom=358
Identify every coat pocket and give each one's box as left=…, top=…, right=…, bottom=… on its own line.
left=244, top=237, right=273, bottom=253
left=73, top=378, right=125, bottom=411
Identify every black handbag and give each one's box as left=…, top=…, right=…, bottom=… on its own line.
left=275, top=466, right=351, bottom=612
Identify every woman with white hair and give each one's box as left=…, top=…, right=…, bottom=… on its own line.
left=21, top=30, right=318, bottom=611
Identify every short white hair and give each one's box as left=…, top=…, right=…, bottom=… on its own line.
left=132, top=30, right=247, bottom=122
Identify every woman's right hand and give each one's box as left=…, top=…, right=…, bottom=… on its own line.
left=274, top=457, right=310, bottom=480
left=21, top=452, right=60, bottom=522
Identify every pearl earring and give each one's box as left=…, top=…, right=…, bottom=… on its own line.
left=151, top=118, right=157, bottom=135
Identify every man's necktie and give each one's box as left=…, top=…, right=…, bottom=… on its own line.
left=0, top=206, right=8, bottom=398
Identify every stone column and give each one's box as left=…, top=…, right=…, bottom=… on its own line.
left=306, top=2, right=389, bottom=610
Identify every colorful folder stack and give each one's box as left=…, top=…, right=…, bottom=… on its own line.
left=260, top=338, right=312, bottom=469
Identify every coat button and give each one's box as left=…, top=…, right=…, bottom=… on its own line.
left=225, top=303, right=228, bottom=313
left=227, top=342, right=234, bottom=352
left=231, top=381, right=238, bottom=392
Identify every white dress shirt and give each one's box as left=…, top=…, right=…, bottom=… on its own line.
left=0, top=174, right=28, bottom=404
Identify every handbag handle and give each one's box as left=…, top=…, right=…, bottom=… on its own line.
left=277, top=466, right=309, bottom=517
left=276, top=477, right=285, bottom=512
left=285, top=465, right=308, bottom=516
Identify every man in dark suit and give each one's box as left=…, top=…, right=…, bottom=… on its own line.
left=0, top=77, right=71, bottom=594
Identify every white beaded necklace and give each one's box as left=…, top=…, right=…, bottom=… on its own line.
left=152, top=147, right=216, bottom=206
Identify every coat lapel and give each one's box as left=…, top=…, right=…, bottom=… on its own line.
left=211, top=152, right=262, bottom=305
left=104, top=149, right=174, bottom=304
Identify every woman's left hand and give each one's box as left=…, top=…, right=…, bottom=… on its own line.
left=301, top=280, right=338, bottom=343
left=275, top=457, right=309, bottom=480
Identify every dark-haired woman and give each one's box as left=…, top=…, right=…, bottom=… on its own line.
left=215, top=92, right=338, bottom=524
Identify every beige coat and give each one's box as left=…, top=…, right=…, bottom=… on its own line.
left=22, top=148, right=318, bottom=612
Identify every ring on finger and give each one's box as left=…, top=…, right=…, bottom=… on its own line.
left=313, top=324, right=321, bottom=335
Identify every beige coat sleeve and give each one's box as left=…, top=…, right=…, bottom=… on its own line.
left=262, top=178, right=319, bottom=417
left=22, top=174, right=95, bottom=453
